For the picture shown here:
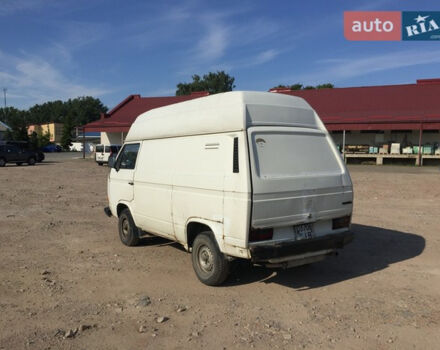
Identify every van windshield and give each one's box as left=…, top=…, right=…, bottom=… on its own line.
left=250, top=130, right=342, bottom=179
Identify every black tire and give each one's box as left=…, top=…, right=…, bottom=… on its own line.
left=97, top=162, right=103, bottom=166
left=0, top=158, right=5, bottom=167
left=118, top=208, right=140, bottom=246
left=16, top=162, right=23, bottom=166
left=28, top=157, right=36, bottom=166
left=191, top=232, right=230, bottom=286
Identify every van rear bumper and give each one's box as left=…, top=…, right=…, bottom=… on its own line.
left=249, top=231, right=353, bottom=262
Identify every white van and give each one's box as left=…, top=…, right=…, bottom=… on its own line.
left=95, top=144, right=121, bottom=165
left=105, top=91, right=353, bottom=285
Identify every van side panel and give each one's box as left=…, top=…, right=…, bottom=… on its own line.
left=171, top=132, right=249, bottom=251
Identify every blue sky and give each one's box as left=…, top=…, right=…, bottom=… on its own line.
left=1, top=0, right=439, bottom=110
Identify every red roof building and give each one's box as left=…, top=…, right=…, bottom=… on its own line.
left=270, top=78, right=440, bottom=131
left=271, top=78, right=440, bottom=164
left=84, top=91, right=209, bottom=134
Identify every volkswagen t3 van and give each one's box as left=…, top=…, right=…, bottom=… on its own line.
left=105, top=91, right=353, bottom=285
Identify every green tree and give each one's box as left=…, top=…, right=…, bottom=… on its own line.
left=176, top=71, right=235, bottom=96
left=65, top=96, right=108, bottom=126
left=29, top=131, right=39, bottom=149
left=270, top=83, right=334, bottom=91
left=38, top=130, right=51, bottom=148
left=1, top=107, right=29, bottom=141
left=316, top=83, right=334, bottom=89
left=26, top=96, right=107, bottom=127
left=290, top=83, right=303, bottom=90
left=61, top=114, right=74, bottom=150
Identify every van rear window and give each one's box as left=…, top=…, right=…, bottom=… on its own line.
left=96, top=145, right=103, bottom=152
left=251, top=130, right=341, bottom=178
left=105, top=146, right=111, bottom=153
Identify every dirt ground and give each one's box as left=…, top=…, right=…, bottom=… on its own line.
left=1, top=155, right=439, bottom=350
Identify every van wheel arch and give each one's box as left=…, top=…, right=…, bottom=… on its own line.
left=116, top=203, right=129, bottom=217
left=186, top=222, right=214, bottom=248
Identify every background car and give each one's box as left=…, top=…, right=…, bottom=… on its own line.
left=0, top=144, right=37, bottom=166
left=42, top=143, right=62, bottom=152
left=95, top=144, right=121, bottom=165
left=0, top=140, right=44, bottom=162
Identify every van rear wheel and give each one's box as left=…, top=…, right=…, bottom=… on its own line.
left=191, top=232, right=230, bottom=286
left=118, top=208, right=140, bottom=246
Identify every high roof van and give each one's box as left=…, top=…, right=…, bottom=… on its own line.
left=105, top=91, right=353, bottom=286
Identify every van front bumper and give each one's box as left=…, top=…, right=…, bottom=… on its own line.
left=104, top=206, right=112, bottom=217
left=249, top=231, right=353, bottom=262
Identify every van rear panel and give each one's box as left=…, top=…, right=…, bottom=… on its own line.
left=247, top=126, right=353, bottom=255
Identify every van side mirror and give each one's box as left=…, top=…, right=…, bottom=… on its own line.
left=108, top=155, right=116, bottom=169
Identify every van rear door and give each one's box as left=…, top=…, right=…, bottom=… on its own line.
left=247, top=126, right=352, bottom=236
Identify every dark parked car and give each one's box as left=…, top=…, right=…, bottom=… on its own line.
left=1, top=140, right=44, bottom=162
left=0, top=144, right=37, bottom=166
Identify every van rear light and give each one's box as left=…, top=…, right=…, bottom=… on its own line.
left=332, top=215, right=351, bottom=230
left=249, top=228, right=273, bottom=242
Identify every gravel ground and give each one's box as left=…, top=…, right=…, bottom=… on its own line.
left=0, top=158, right=439, bottom=349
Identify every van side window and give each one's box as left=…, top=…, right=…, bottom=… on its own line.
left=117, top=143, right=140, bottom=170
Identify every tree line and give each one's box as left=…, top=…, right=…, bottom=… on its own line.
left=1, top=96, right=107, bottom=149
left=271, top=83, right=334, bottom=90
left=175, top=71, right=334, bottom=94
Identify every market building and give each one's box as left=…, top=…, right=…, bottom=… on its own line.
left=270, top=78, right=440, bottom=165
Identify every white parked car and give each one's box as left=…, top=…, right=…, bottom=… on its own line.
left=105, top=91, right=354, bottom=285
left=95, top=144, right=121, bottom=165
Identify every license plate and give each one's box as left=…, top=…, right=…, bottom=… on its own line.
left=293, top=223, right=313, bottom=240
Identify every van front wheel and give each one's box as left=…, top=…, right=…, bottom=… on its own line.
left=192, top=232, right=230, bottom=286
left=118, top=208, right=140, bottom=246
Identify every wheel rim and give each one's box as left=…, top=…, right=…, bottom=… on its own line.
left=121, top=217, right=130, bottom=238
left=198, top=245, right=214, bottom=273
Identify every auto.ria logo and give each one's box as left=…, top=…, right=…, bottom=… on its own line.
left=344, top=11, right=440, bottom=41
left=403, top=12, right=440, bottom=40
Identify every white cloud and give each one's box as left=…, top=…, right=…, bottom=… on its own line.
left=194, top=23, right=230, bottom=61
left=253, top=49, right=280, bottom=65
left=0, top=0, right=49, bottom=16
left=0, top=51, right=110, bottom=108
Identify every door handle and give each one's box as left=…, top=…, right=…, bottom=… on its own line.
left=128, top=181, right=134, bottom=186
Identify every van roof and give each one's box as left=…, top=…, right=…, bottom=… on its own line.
left=125, top=91, right=325, bottom=141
